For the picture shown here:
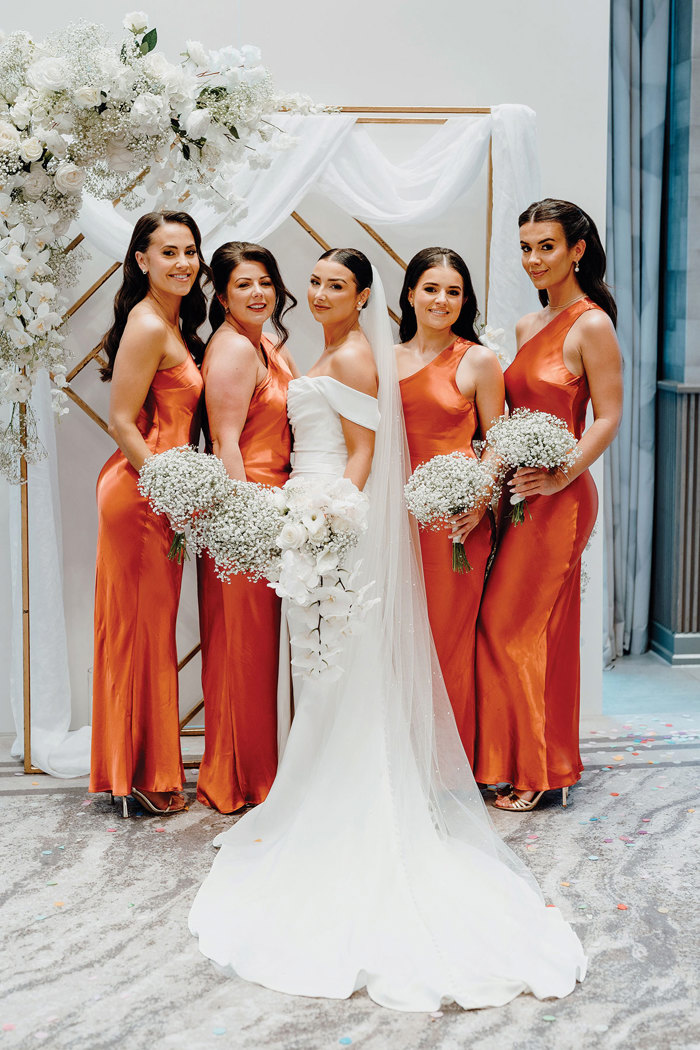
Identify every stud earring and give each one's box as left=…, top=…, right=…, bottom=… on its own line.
left=141, top=268, right=147, bottom=275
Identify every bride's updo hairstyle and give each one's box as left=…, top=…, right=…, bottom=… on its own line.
left=318, top=248, right=373, bottom=305
left=208, top=241, right=297, bottom=346
left=398, top=247, right=481, bottom=344
left=99, top=211, right=211, bottom=381
left=519, top=198, right=617, bottom=327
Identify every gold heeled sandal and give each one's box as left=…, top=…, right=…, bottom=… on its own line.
left=494, top=785, right=569, bottom=812
left=131, top=787, right=188, bottom=815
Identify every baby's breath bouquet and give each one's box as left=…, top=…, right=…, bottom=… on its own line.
left=485, top=408, right=580, bottom=525
left=404, top=452, right=493, bottom=573
left=137, top=444, right=232, bottom=563
left=193, top=481, right=285, bottom=583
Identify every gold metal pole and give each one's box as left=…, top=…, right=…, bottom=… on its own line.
left=63, top=263, right=121, bottom=321
left=179, top=698, right=204, bottom=731
left=340, top=107, right=491, bottom=114
left=19, top=398, right=32, bottom=773
left=485, top=136, right=494, bottom=322
left=177, top=642, right=201, bottom=673
left=353, top=220, right=407, bottom=271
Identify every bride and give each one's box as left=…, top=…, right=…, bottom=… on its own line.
left=189, top=249, right=587, bottom=1011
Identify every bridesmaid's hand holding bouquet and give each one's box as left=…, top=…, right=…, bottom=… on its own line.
left=485, top=409, right=580, bottom=525
left=404, top=452, right=493, bottom=573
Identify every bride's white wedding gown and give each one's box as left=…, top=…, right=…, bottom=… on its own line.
left=189, top=369, right=587, bottom=1012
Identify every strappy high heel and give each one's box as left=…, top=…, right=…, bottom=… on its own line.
left=494, top=786, right=570, bottom=812
left=110, top=792, right=130, bottom=818
left=131, top=787, right=187, bottom=815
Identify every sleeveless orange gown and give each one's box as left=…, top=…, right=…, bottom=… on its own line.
left=196, top=336, right=292, bottom=813
left=400, top=339, right=493, bottom=763
left=90, top=356, right=203, bottom=796
left=474, top=300, right=600, bottom=791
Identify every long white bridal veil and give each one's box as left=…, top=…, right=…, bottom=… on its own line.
left=361, top=268, right=541, bottom=893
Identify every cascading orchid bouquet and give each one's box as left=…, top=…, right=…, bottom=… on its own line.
left=485, top=408, right=581, bottom=525
left=404, top=451, right=493, bottom=572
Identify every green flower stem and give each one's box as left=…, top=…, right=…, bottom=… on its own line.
left=452, top=541, right=472, bottom=574
left=168, top=532, right=189, bottom=564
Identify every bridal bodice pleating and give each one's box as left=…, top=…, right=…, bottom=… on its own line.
left=189, top=375, right=586, bottom=1012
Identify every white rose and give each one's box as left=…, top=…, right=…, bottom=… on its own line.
left=131, top=92, right=167, bottom=134
left=0, top=120, right=21, bottom=151
left=10, top=99, right=32, bottom=130
left=53, top=161, right=84, bottom=195
left=19, top=137, right=43, bottom=163
left=143, top=51, right=177, bottom=84
left=73, top=85, right=102, bottom=109
left=123, top=11, right=149, bottom=33
left=278, top=521, right=308, bottom=551
left=21, top=167, right=50, bottom=201
left=106, top=134, right=135, bottom=172
left=183, top=107, right=210, bottom=139
left=26, top=57, right=69, bottom=93
left=184, top=40, right=210, bottom=67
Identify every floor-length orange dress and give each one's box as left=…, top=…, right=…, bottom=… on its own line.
left=90, top=356, right=203, bottom=797
left=400, top=339, right=492, bottom=763
left=474, top=299, right=600, bottom=791
left=196, top=336, right=292, bottom=813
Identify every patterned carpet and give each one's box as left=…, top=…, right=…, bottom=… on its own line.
left=1, top=715, right=698, bottom=1050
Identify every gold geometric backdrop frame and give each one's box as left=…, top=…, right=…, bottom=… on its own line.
left=22, top=106, right=494, bottom=773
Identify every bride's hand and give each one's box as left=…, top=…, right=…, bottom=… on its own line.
left=509, top=465, right=569, bottom=499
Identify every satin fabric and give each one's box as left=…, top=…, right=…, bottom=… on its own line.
left=474, top=300, right=600, bottom=791
left=399, top=339, right=492, bottom=763
left=197, top=335, right=292, bottom=813
left=90, top=356, right=203, bottom=796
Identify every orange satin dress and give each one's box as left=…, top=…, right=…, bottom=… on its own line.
left=90, top=355, right=203, bottom=797
left=474, top=299, right=600, bottom=791
left=196, top=336, right=292, bottom=813
left=400, top=339, right=493, bottom=764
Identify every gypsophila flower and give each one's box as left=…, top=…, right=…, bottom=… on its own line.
left=137, top=444, right=232, bottom=563
left=485, top=408, right=581, bottom=525
left=404, top=452, right=492, bottom=572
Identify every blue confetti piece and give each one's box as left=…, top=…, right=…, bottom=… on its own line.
left=587, top=855, right=600, bottom=861
left=41, top=850, right=52, bottom=856
left=212, top=1028, right=226, bottom=1036
left=339, top=1041, right=352, bottom=1047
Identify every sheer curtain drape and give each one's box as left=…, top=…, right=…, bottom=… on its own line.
left=604, top=0, right=671, bottom=660
left=3, top=106, right=540, bottom=775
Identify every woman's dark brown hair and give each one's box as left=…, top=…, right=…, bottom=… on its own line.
left=208, top=241, right=296, bottom=345
left=99, top=211, right=212, bottom=381
left=518, top=198, right=617, bottom=326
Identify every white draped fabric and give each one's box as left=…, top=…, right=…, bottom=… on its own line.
left=4, top=106, right=540, bottom=776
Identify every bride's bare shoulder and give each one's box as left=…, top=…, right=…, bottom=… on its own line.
left=328, top=335, right=378, bottom=396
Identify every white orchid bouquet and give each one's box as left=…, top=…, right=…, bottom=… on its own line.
left=271, top=476, right=377, bottom=680
left=0, top=12, right=317, bottom=481
left=485, top=408, right=581, bottom=525
left=137, top=444, right=232, bottom=563
left=404, top=451, right=493, bottom=573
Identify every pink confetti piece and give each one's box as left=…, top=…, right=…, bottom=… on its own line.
left=3, top=1024, right=15, bottom=1031
left=154, top=827, right=166, bottom=833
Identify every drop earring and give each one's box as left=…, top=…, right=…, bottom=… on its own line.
left=574, top=261, right=580, bottom=273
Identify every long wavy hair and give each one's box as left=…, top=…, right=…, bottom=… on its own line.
left=208, top=242, right=297, bottom=345
left=99, top=211, right=212, bottom=381
left=398, top=247, right=481, bottom=344
left=518, top=198, right=617, bottom=326
left=316, top=247, right=373, bottom=302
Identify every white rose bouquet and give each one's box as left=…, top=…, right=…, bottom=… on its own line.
left=485, top=408, right=581, bottom=525
left=404, top=452, right=493, bottom=573
left=137, top=445, right=232, bottom=563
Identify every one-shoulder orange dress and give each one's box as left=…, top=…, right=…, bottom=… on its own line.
left=196, top=336, right=292, bottom=813
left=474, top=300, right=599, bottom=791
left=90, top=355, right=203, bottom=797
left=400, top=339, right=493, bottom=763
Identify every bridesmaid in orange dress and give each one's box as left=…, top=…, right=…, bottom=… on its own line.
left=396, top=248, right=504, bottom=763
left=474, top=199, right=623, bottom=810
left=197, top=243, right=298, bottom=813
left=90, top=211, right=211, bottom=817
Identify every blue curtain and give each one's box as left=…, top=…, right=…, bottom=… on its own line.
left=604, top=0, right=671, bottom=660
